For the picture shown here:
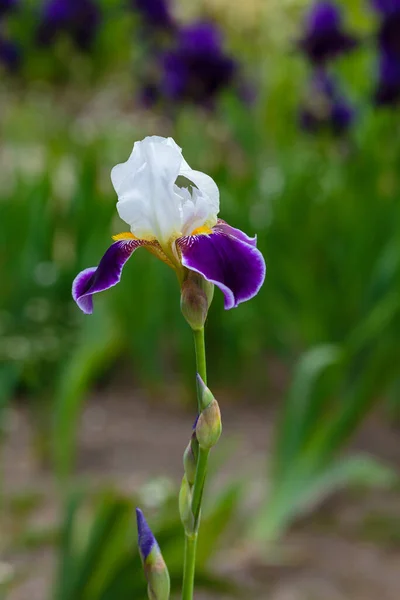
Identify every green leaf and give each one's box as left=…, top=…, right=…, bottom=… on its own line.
left=52, top=305, right=122, bottom=478
left=273, top=345, right=342, bottom=480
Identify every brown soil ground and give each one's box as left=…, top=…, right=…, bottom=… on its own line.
left=1, top=386, right=400, bottom=600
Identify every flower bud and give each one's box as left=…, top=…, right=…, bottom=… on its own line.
left=136, top=508, right=170, bottom=600
left=180, top=272, right=213, bottom=330
left=196, top=399, right=222, bottom=449
left=183, top=435, right=198, bottom=486
left=179, top=475, right=195, bottom=535
left=196, top=374, right=214, bottom=411
left=195, top=376, right=222, bottom=450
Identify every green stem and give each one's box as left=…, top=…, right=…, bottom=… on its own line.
left=193, top=329, right=207, bottom=410
left=191, top=447, right=210, bottom=522
left=181, top=327, right=210, bottom=600
left=181, top=534, right=197, bottom=600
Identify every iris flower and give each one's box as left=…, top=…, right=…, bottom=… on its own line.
left=0, top=0, right=17, bottom=17
left=131, top=0, right=175, bottom=31
left=298, top=1, right=358, bottom=64
left=370, top=0, right=400, bottom=56
left=299, top=70, right=355, bottom=134
left=72, top=136, right=265, bottom=314
left=374, top=51, right=400, bottom=105
left=145, top=21, right=237, bottom=107
left=37, top=0, right=101, bottom=51
left=0, top=36, right=20, bottom=71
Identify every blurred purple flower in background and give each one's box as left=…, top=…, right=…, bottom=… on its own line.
left=157, top=21, right=237, bottom=105
left=374, top=51, right=400, bottom=105
left=131, top=0, right=175, bottom=31
left=298, top=1, right=358, bottom=64
left=370, top=0, right=400, bottom=56
left=0, top=0, right=17, bottom=17
left=300, top=70, right=355, bottom=134
left=37, top=0, right=101, bottom=51
left=0, top=36, right=20, bottom=71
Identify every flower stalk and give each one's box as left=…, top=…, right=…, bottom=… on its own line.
left=181, top=326, right=220, bottom=600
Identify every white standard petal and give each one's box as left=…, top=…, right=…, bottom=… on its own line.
left=110, top=136, right=220, bottom=248
left=112, top=137, right=183, bottom=243
left=179, top=156, right=220, bottom=215
left=179, top=187, right=215, bottom=236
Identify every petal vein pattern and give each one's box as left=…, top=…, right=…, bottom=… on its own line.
left=177, top=229, right=265, bottom=309
left=72, top=238, right=149, bottom=314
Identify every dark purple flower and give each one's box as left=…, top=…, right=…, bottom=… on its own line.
left=158, top=21, right=237, bottom=105
left=138, top=82, right=160, bottom=108
left=298, top=1, right=358, bottom=64
left=299, top=70, right=355, bottom=134
left=37, top=0, right=101, bottom=51
left=378, top=15, right=400, bottom=56
left=370, top=0, right=400, bottom=15
left=131, top=0, right=175, bottom=30
left=0, top=36, right=21, bottom=72
left=0, top=0, right=17, bottom=17
left=374, top=51, right=400, bottom=105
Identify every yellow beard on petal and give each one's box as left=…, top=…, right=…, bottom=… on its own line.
left=112, top=232, right=176, bottom=270
left=191, top=225, right=213, bottom=236
left=112, top=232, right=138, bottom=241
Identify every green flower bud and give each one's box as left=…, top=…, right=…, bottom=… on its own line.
left=179, top=475, right=195, bottom=535
left=183, top=435, right=198, bottom=486
left=195, top=376, right=222, bottom=449
left=196, top=398, right=222, bottom=449
left=180, top=272, right=213, bottom=331
left=196, top=374, right=214, bottom=411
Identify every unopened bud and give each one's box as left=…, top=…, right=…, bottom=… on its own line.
left=179, top=475, right=195, bottom=534
left=195, top=377, right=222, bottom=449
left=180, top=273, right=213, bottom=331
left=196, top=374, right=214, bottom=411
left=183, top=434, right=198, bottom=486
left=196, top=399, right=222, bottom=449
left=136, top=508, right=170, bottom=600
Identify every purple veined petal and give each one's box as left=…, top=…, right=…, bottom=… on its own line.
left=177, top=229, right=266, bottom=310
left=213, top=219, right=257, bottom=247
left=72, top=238, right=148, bottom=314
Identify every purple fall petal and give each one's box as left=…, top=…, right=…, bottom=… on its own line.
left=72, top=238, right=146, bottom=314
left=213, top=219, right=257, bottom=247
left=136, top=508, right=157, bottom=561
left=177, top=228, right=265, bottom=310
